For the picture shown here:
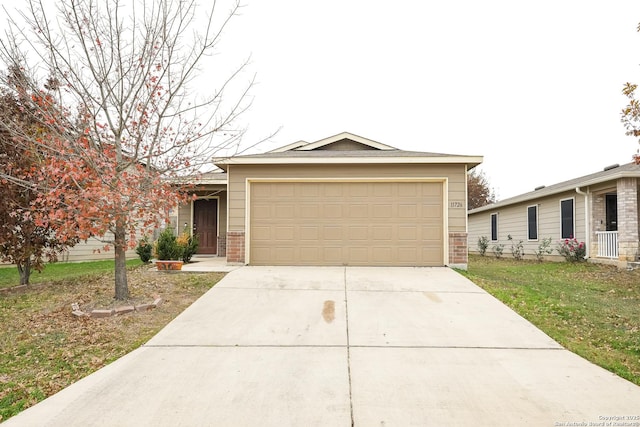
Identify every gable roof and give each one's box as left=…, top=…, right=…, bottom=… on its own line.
left=215, top=131, right=483, bottom=170
left=469, top=162, right=640, bottom=214
left=267, top=132, right=396, bottom=152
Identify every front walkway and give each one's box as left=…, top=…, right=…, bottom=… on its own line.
left=5, top=267, right=640, bottom=426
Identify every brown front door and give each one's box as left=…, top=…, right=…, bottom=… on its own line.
left=194, top=199, right=218, bottom=254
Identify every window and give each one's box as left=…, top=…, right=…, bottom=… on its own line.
left=527, top=205, right=538, bottom=240
left=490, top=213, right=498, bottom=241
left=560, top=198, right=574, bottom=239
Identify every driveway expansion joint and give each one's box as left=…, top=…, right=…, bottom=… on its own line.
left=343, top=266, right=355, bottom=427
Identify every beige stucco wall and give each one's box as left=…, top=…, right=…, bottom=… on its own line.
left=226, top=163, right=468, bottom=234
left=468, top=189, right=586, bottom=258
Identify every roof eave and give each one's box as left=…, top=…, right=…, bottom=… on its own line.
left=214, top=156, right=483, bottom=168
left=469, top=169, right=640, bottom=214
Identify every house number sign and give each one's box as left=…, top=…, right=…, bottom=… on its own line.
left=449, top=201, right=464, bottom=208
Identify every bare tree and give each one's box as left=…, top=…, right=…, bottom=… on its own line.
left=0, top=0, right=255, bottom=299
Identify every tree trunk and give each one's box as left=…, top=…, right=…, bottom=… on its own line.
left=17, top=258, right=31, bottom=286
left=114, top=222, right=129, bottom=300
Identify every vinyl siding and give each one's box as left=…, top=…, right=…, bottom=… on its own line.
left=468, top=190, right=586, bottom=258
left=227, top=163, right=467, bottom=233
left=60, top=235, right=138, bottom=262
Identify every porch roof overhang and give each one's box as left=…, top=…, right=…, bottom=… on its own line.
left=469, top=162, right=640, bottom=215
left=167, top=172, right=228, bottom=186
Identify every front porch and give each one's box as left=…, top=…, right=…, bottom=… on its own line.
left=595, top=231, right=618, bottom=259
left=591, top=177, right=639, bottom=267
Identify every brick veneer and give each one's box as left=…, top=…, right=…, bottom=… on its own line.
left=449, top=232, right=468, bottom=268
left=227, top=231, right=245, bottom=263
left=617, top=178, right=639, bottom=262
left=218, top=233, right=227, bottom=257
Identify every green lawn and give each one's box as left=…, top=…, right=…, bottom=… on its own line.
left=460, top=255, right=640, bottom=386
left=0, top=259, right=143, bottom=289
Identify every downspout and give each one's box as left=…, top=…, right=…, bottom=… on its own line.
left=575, top=187, right=590, bottom=259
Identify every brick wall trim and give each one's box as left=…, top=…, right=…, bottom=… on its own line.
left=226, top=231, right=245, bottom=263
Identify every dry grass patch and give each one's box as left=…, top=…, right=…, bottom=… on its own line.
left=0, top=264, right=224, bottom=422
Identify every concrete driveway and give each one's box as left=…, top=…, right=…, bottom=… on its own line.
left=5, top=267, right=640, bottom=426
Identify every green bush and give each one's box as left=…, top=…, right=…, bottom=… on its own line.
left=557, top=238, right=586, bottom=262
left=477, top=236, right=489, bottom=256
left=135, top=236, right=153, bottom=263
left=507, top=234, right=524, bottom=260
left=492, top=244, right=505, bottom=259
left=176, top=227, right=199, bottom=263
left=155, top=228, right=183, bottom=261
left=534, top=237, right=553, bottom=261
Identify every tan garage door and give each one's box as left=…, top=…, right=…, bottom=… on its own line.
left=249, top=181, right=444, bottom=266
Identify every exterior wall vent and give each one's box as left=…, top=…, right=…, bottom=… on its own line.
left=603, top=164, right=619, bottom=171
left=534, top=185, right=545, bottom=191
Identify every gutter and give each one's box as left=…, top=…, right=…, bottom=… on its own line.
left=575, top=187, right=590, bottom=259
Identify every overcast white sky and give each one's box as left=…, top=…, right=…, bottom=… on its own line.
left=213, top=0, right=640, bottom=200
left=3, top=1, right=640, bottom=200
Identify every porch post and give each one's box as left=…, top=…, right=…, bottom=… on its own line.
left=616, top=178, right=639, bottom=264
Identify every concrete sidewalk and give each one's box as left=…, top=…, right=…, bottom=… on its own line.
left=5, top=267, right=640, bottom=426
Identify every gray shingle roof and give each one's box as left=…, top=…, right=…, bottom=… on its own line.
left=222, top=149, right=467, bottom=159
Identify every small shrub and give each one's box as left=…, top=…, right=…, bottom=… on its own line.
left=155, top=228, right=183, bottom=261
left=176, top=226, right=199, bottom=263
left=557, top=238, right=586, bottom=262
left=135, top=236, right=153, bottom=263
left=534, top=237, right=553, bottom=262
left=477, top=236, right=489, bottom=256
left=507, top=234, right=524, bottom=260
left=492, top=244, right=505, bottom=259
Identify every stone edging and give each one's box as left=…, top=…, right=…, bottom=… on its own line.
left=71, top=298, right=163, bottom=318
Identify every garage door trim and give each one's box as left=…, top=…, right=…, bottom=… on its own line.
left=245, top=177, right=449, bottom=265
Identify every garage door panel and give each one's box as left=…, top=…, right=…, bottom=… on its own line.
left=252, top=226, right=272, bottom=240
left=347, top=204, right=369, bottom=218
left=373, top=204, right=393, bottom=218
left=323, top=226, right=343, bottom=240
left=373, top=183, right=393, bottom=196
left=372, top=226, right=392, bottom=240
left=274, top=226, right=295, bottom=241
left=422, top=225, right=443, bottom=241
left=371, top=247, right=393, bottom=261
left=348, top=247, right=369, bottom=262
left=250, top=181, right=444, bottom=266
left=398, top=204, right=417, bottom=218
left=348, top=226, right=369, bottom=240
left=323, top=185, right=344, bottom=197
left=323, top=204, right=343, bottom=217
left=422, top=205, right=442, bottom=218
left=299, top=226, right=319, bottom=240
left=275, top=205, right=295, bottom=219
left=323, top=247, right=345, bottom=263
left=398, top=226, right=418, bottom=241
left=252, top=205, right=272, bottom=219
left=300, top=205, right=320, bottom=218
left=299, top=247, right=321, bottom=263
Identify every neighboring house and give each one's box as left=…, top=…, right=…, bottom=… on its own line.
left=467, top=162, right=640, bottom=268
left=61, top=132, right=482, bottom=268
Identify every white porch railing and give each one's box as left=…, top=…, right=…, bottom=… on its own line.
left=596, top=231, right=618, bottom=258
